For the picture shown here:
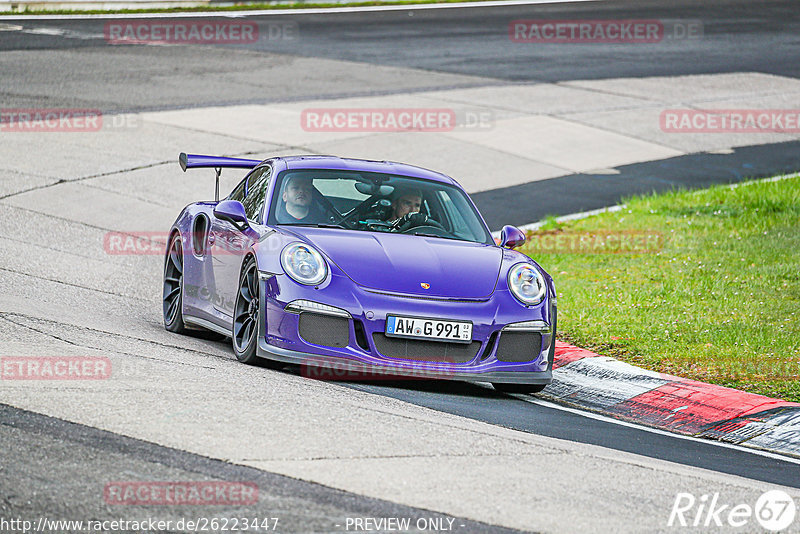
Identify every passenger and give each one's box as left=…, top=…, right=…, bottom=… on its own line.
left=278, top=175, right=327, bottom=224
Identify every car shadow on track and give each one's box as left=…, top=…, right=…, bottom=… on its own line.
left=266, top=360, right=520, bottom=400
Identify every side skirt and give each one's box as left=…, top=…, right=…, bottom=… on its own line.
left=184, top=315, right=232, bottom=337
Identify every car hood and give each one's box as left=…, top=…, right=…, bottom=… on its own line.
left=285, top=228, right=502, bottom=299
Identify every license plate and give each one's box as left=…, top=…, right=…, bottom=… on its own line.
left=385, top=315, right=472, bottom=343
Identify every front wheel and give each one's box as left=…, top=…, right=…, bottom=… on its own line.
left=492, top=383, right=547, bottom=394
left=232, top=256, right=260, bottom=364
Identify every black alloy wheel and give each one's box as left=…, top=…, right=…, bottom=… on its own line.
left=163, top=233, right=188, bottom=333
left=233, top=257, right=260, bottom=363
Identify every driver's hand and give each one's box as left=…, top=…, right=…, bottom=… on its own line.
left=396, top=212, right=429, bottom=227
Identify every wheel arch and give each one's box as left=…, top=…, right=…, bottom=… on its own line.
left=240, top=250, right=259, bottom=275
left=165, top=227, right=182, bottom=261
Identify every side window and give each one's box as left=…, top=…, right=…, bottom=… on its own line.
left=436, top=190, right=478, bottom=241
left=228, top=176, right=247, bottom=203
left=437, top=191, right=464, bottom=231
left=242, top=166, right=272, bottom=223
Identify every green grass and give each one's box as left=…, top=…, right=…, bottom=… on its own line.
left=0, top=0, right=495, bottom=16
left=519, top=174, right=800, bottom=402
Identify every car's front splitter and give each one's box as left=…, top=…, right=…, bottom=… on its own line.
left=256, top=337, right=552, bottom=384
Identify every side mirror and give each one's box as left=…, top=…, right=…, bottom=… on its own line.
left=214, top=200, right=248, bottom=228
left=500, top=225, right=525, bottom=249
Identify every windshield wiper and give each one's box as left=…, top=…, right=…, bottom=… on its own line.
left=412, top=231, right=462, bottom=241
left=284, top=223, right=351, bottom=229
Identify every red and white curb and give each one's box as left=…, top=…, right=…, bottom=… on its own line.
left=547, top=341, right=800, bottom=458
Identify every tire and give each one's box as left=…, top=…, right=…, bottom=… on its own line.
left=492, top=382, right=547, bottom=394
left=163, top=233, right=189, bottom=334
left=232, top=256, right=260, bottom=364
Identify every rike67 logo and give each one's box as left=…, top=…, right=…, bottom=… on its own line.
left=668, top=490, right=797, bottom=531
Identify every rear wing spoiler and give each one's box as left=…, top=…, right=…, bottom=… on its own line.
left=179, top=153, right=262, bottom=171
left=179, top=152, right=262, bottom=201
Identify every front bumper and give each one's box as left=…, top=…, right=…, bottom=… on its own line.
left=256, top=271, right=555, bottom=385
left=257, top=338, right=553, bottom=384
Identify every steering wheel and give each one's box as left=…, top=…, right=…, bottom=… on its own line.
left=392, top=213, right=446, bottom=233
left=330, top=196, right=386, bottom=228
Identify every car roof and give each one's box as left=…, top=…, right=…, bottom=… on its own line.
left=275, top=155, right=458, bottom=186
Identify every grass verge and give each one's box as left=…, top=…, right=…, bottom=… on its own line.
left=519, top=174, right=800, bottom=402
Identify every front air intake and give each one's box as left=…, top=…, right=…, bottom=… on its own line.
left=372, top=334, right=480, bottom=363
left=495, top=332, right=543, bottom=363
left=298, top=312, right=350, bottom=347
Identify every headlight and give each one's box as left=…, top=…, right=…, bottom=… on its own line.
left=280, top=243, right=327, bottom=286
left=508, top=263, right=546, bottom=305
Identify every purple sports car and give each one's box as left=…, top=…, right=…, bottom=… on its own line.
left=164, top=154, right=556, bottom=393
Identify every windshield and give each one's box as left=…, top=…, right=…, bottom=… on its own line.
left=266, top=169, right=494, bottom=245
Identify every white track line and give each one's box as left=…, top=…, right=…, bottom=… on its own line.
left=492, top=205, right=624, bottom=237
left=694, top=171, right=799, bottom=193
left=519, top=394, right=800, bottom=466
left=0, top=0, right=601, bottom=19
left=493, top=171, right=800, bottom=237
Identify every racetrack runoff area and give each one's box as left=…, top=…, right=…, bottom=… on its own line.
left=3, top=3, right=800, bottom=530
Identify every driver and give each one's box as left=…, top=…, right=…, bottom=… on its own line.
left=390, top=187, right=423, bottom=222
left=278, top=175, right=327, bottom=224
left=387, top=187, right=438, bottom=229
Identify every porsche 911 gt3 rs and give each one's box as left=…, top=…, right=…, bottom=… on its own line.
left=164, top=153, right=556, bottom=393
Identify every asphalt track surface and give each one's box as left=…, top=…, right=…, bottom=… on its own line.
left=2, top=0, right=800, bottom=226
left=2, top=0, right=800, bottom=531
left=344, top=380, right=800, bottom=489
left=0, top=404, right=519, bottom=533
left=3, top=0, right=800, bottom=104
